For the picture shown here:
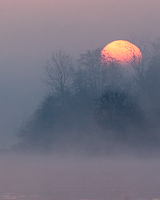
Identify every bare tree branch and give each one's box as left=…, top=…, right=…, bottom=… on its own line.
left=44, top=51, right=74, bottom=96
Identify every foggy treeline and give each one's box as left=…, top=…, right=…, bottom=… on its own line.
left=14, top=39, right=160, bottom=155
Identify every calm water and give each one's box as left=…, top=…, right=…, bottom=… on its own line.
left=0, top=154, right=160, bottom=200
left=1, top=189, right=160, bottom=200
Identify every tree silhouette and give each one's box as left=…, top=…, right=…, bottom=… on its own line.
left=44, top=51, right=74, bottom=99
left=95, top=88, right=145, bottom=139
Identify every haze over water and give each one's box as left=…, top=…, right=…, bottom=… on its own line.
left=0, top=154, right=160, bottom=200
left=0, top=1, right=160, bottom=200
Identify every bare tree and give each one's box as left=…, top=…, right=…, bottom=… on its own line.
left=127, top=45, right=144, bottom=86
left=77, top=49, right=103, bottom=97
left=44, top=51, right=74, bottom=97
left=128, top=37, right=152, bottom=88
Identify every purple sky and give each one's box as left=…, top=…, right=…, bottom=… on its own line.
left=0, top=0, right=160, bottom=147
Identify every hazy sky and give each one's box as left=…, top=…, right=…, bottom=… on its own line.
left=0, top=0, right=160, bottom=148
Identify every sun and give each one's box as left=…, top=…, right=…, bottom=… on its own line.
left=101, top=40, right=142, bottom=66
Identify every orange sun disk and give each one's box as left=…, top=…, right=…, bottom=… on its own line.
left=101, top=40, right=142, bottom=66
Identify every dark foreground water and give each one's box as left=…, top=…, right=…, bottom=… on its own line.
left=0, top=154, right=160, bottom=200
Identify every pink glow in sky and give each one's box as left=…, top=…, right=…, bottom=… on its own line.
left=0, top=0, right=160, bottom=56
left=0, top=0, right=160, bottom=147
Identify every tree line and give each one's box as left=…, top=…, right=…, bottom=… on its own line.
left=14, top=40, right=160, bottom=155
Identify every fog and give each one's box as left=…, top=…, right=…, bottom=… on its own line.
left=1, top=0, right=160, bottom=147
left=1, top=1, right=160, bottom=199
left=0, top=154, right=159, bottom=200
